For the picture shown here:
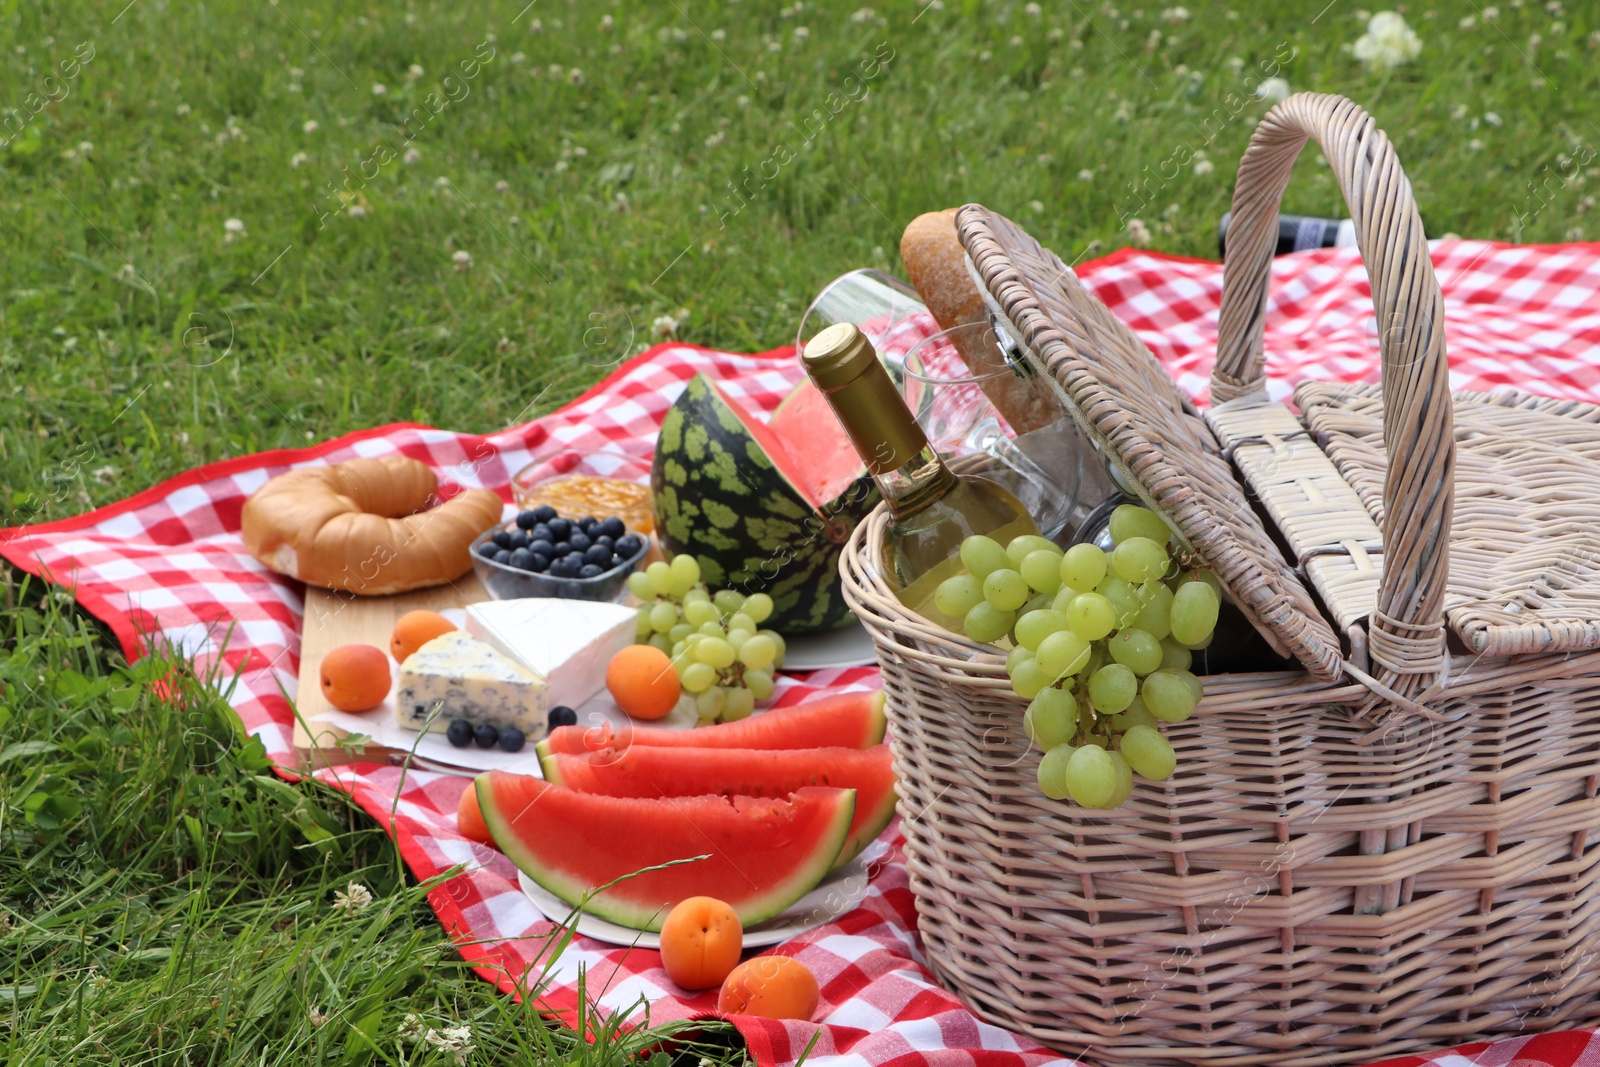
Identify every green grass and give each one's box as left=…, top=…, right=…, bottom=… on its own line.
left=1, top=0, right=1595, bottom=1061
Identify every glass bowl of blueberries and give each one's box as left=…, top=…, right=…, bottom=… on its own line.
left=470, top=504, right=649, bottom=602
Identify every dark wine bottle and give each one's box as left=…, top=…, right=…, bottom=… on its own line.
left=1217, top=212, right=1357, bottom=258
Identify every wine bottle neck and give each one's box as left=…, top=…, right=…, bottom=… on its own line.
left=874, top=444, right=958, bottom=523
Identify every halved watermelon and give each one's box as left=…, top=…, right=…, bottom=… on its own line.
left=542, top=744, right=897, bottom=867
left=476, top=774, right=854, bottom=932
left=537, top=689, right=887, bottom=758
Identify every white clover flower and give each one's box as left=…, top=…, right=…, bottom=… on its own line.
left=331, top=882, right=373, bottom=912
left=1077, top=168, right=1094, bottom=182
left=510, top=51, right=525, bottom=63
left=1256, top=76, right=1290, bottom=103
left=1468, top=138, right=1485, bottom=151
left=176, top=103, right=192, bottom=116
left=1484, top=111, right=1503, bottom=126
left=371, top=82, right=388, bottom=96
left=600, top=14, right=614, bottom=30
left=711, top=28, right=727, bottom=40
left=1352, top=11, right=1421, bottom=71
left=452, top=250, right=473, bottom=271
left=1483, top=4, right=1500, bottom=16
left=435, top=176, right=452, bottom=188
left=1226, top=55, right=1244, bottom=72
left=223, top=218, right=246, bottom=242
left=528, top=17, right=542, bottom=33
left=1162, top=6, right=1191, bottom=21
left=495, top=179, right=510, bottom=192
left=497, top=336, right=516, bottom=353
left=309, top=1007, right=330, bottom=1027
left=115, top=263, right=137, bottom=280
left=1459, top=15, right=1476, bottom=29
left=1028, top=199, right=1045, bottom=213
left=290, top=151, right=309, bottom=167
left=347, top=203, right=367, bottom=218
left=1193, top=157, right=1215, bottom=176
left=1024, top=2, right=1041, bottom=15
left=568, top=67, right=584, bottom=84
left=303, top=119, right=319, bottom=134
left=78, top=140, right=94, bottom=153
left=403, top=147, right=421, bottom=164
left=704, top=131, right=725, bottom=147
left=424, top=1024, right=475, bottom=1066
left=398, top=1013, right=426, bottom=1042
left=407, top=63, right=424, bottom=80
left=652, top=313, right=680, bottom=337
left=1565, top=226, right=1585, bottom=240
left=289, top=66, right=304, bottom=78
left=1451, top=103, right=1469, bottom=119
left=1126, top=218, right=1153, bottom=247
left=793, top=26, right=810, bottom=40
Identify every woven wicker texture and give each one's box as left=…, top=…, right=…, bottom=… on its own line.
left=845, top=92, right=1600, bottom=1065
left=1300, top=381, right=1600, bottom=657
left=956, top=208, right=1345, bottom=682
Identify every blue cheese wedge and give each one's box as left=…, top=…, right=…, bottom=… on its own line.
left=465, top=598, right=637, bottom=710
left=395, top=630, right=548, bottom=735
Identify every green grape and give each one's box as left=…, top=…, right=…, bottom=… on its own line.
left=1173, top=568, right=1223, bottom=599
left=1142, top=670, right=1197, bottom=722
left=758, top=629, right=786, bottom=666
left=1010, top=657, right=1053, bottom=699
left=671, top=640, right=687, bottom=659
left=1065, top=593, right=1116, bottom=641
left=1096, top=576, right=1143, bottom=626
left=668, top=623, right=694, bottom=646
left=696, top=637, right=737, bottom=669
left=649, top=601, right=679, bottom=633
left=1170, top=581, right=1220, bottom=646
left=742, top=592, right=774, bottom=623
left=695, top=686, right=727, bottom=723
left=725, top=628, right=750, bottom=652
left=646, top=560, right=675, bottom=596
left=1177, top=629, right=1214, bottom=651
left=671, top=652, right=692, bottom=680
left=963, top=602, right=1015, bottom=644
left=744, top=668, right=775, bottom=700
left=681, top=661, right=718, bottom=693
left=1159, top=638, right=1192, bottom=673
left=669, top=553, right=702, bottom=588
left=728, top=611, right=756, bottom=633
left=1081, top=641, right=1108, bottom=683
left=1110, top=696, right=1158, bottom=732
left=1088, top=663, right=1138, bottom=714
left=1105, top=750, right=1134, bottom=807
left=1006, top=534, right=1060, bottom=568
left=739, top=634, right=777, bottom=670
left=935, top=574, right=983, bottom=618
left=1121, top=724, right=1176, bottom=780
left=723, top=686, right=756, bottom=721
left=647, top=633, right=672, bottom=653
left=627, top=572, right=654, bottom=600
left=960, top=535, right=1010, bottom=579
left=1019, top=594, right=1054, bottom=624
left=1178, top=669, right=1204, bottom=705
left=1080, top=733, right=1109, bottom=748
left=1108, top=628, right=1163, bottom=675
left=684, top=631, right=706, bottom=647
left=697, top=620, right=724, bottom=637
left=634, top=606, right=654, bottom=641
left=1109, top=504, right=1171, bottom=547
left=1015, top=609, right=1071, bottom=652
left=1060, top=543, right=1109, bottom=593
left=1065, top=744, right=1118, bottom=807
left=1006, top=644, right=1035, bottom=674
left=1133, top=582, right=1173, bottom=640
left=1036, top=630, right=1092, bottom=680
left=712, top=589, right=746, bottom=616
left=1024, top=686, right=1077, bottom=748
left=1020, top=549, right=1064, bottom=595
left=983, top=568, right=1030, bottom=612
left=684, top=599, right=720, bottom=627
left=1037, top=744, right=1076, bottom=800
left=682, top=586, right=711, bottom=605
left=1111, top=537, right=1170, bottom=585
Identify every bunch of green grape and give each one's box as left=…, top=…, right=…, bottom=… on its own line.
left=933, top=504, right=1221, bottom=810
left=627, top=554, right=787, bottom=725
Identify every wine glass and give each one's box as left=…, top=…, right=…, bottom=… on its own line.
left=796, top=269, right=939, bottom=380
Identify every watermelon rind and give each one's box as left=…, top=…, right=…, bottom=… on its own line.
left=477, top=775, right=856, bottom=933
left=651, top=373, right=878, bottom=633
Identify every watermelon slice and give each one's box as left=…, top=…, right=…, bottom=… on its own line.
left=476, top=774, right=854, bottom=932
left=537, top=689, right=888, bottom=758
left=541, top=743, right=898, bottom=867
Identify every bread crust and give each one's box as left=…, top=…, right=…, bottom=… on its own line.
left=242, top=455, right=504, bottom=595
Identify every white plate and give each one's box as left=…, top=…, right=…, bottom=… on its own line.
left=778, top=618, right=879, bottom=671
left=515, top=839, right=886, bottom=947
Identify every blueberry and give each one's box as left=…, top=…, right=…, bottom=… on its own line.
left=528, top=552, right=551, bottom=573
left=530, top=523, right=552, bottom=543
left=548, top=705, right=578, bottom=729
left=594, top=535, right=614, bottom=550
left=611, top=553, right=627, bottom=569
left=568, top=532, right=592, bottom=553
left=492, top=528, right=516, bottom=549
left=527, top=539, right=554, bottom=558
left=516, top=510, right=540, bottom=530
left=446, top=719, right=475, bottom=747
left=549, top=556, right=579, bottom=578
left=598, top=516, right=627, bottom=540
left=577, top=516, right=598, bottom=534
left=614, top=534, right=643, bottom=558
left=547, top=517, right=572, bottom=541
left=532, top=504, right=558, bottom=523
left=509, top=547, right=535, bottom=570
left=474, top=722, right=500, bottom=748
left=578, top=563, right=604, bottom=579
left=476, top=540, right=500, bottom=559
left=493, top=549, right=513, bottom=565
left=584, top=544, right=613, bottom=567
left=508, top=529, right=531, bottom=550
left=497, top=727, right=526, bottom=753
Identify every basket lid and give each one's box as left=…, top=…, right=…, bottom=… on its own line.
left=957, top=205, right=1345, bottom=682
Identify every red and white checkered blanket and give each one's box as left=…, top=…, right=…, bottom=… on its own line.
left=6, top=239, right=1600, bottom=1067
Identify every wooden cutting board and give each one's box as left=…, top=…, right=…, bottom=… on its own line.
left=292, top=575, right=488, bottom=771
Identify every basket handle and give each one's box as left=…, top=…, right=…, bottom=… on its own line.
left=1211, top=92, right=1455, bottom=699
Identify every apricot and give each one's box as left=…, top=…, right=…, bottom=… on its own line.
left=391, top=610, right=456, bottom=664
left=717, top=955, right=820, bottom=1021
left=319, top=643, right=391, bottom=712
left=456, top=780, right=493, bottom=845
left=605, top=644, right=681, bottom=721
left=659, top=896, right=743, bottom=991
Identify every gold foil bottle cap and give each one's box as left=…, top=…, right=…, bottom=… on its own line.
left=800, top=323, right=927, bottom=475
left=802, top=322, right=878, bottom=390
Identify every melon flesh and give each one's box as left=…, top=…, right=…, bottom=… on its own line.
left=542, top=743, right=898, bottom=867
left=537, top=690, right=888, bottom=758
left=476, top=775, right=855, bottom=932
left=724, top=380, right=865, bottom=508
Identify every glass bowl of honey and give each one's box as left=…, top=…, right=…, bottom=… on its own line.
left=511, top=446, right=655, bottom=535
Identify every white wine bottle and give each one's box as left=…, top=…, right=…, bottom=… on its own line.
left=801, top=323, right=1037, bottom=621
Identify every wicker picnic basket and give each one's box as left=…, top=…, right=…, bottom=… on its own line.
left=839, top=92, right=1600, bottom=1066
